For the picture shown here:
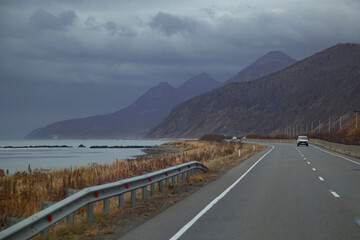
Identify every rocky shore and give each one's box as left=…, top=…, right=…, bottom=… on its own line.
left=1, top=145, right=72, bottom=148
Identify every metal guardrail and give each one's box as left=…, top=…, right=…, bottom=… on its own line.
left=0, top=161, right=208, bottom=240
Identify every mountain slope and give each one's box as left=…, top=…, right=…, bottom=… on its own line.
left=224, top=51, right=297, bottom=84
left=148, top=43, right=360, bottom=138
left=177, top=72, right=221, bottom=98
left=26, top=73, right=220, bottom=139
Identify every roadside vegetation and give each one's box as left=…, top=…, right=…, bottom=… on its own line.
left=0, top=139, right=264, bottom=239
left=307, top=128, right=360, bottom=145
left=247, top=127, right=360, bottom=146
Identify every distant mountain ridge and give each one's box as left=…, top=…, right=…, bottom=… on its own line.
left=26, top=73, right=221, bottom=139
left=26, top=49, right=299, bottom=139
left=224, top=51, right=297, bottom=83
left=148, top=43, right=360, bottom=138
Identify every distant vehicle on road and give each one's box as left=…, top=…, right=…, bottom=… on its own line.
left=297, top=136, right=309, bottom=146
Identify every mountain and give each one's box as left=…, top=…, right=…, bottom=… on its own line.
left=148, top=43, right=360, bottom=138
left=26, top=73, right=221, bottom=139
left=177, top=72, right=222, bottom=98
left=224, top=51, right=297, bottom=84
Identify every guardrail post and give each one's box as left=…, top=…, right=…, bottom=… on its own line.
left=118, top=194, right=124, bottom=208
left=142, top=186, right=147, bottom=199
left=131, top=189, right=136, bottom=206
left=66, top=189, right=80, bottom=226
left=101, top=183, right=110, bottom=214
left=103, top=198, right=110, bottom=214
left=177, top=174, right=181, bottom=184
left=87, top=203, right=94, bottom=223
left=7, top=217, right=23, bottom=227
left=41, top=201, right=56, bottom=236
left=158, top=180, right=163, bottom=192
left=142, top=172, right=148, bottom=200
left=165, top=177, right=169, bottom=188
left=150, top=183, right=155, bottom=196
left=182, top=172, right=185, bottom=181
left=172, top=175, right=175, bottom=184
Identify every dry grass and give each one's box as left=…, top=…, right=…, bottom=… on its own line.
left=308, top=127, right=360, bottom=145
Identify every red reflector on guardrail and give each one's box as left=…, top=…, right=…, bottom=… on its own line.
left=149, top=178, right=152, bottom=182
left=188, top=165, right=190, bottom=168
left=178, top=168, right=181, bottom=172
left=165, top=172, right=168, bottom=176
left=94, top=192, right=99, bottom=198
left=47, top=215, right=52, bottom=222
left=125, top=184, right=129, bottom=189
left=196, top=163, right=199, bottom=166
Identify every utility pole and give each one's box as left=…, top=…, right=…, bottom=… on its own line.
left=329, top=117, right=331, bottom=132
left=319, top=120, right=321, bottom=133
left=354, top=110, right=360, bottom=129
left=306, top=123, right=308, bottom=133
left=311, top=122, right=314, bottom=132
left=294, top=125, right=296, bottom=136
left=340, top=115, right=342, bottom=131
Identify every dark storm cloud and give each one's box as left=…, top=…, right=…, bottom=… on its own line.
left=29, top=9, right=77, bottom=31
left=149, top=12, right=198, bottom=36
left=85, top=16, right=136, bottom=37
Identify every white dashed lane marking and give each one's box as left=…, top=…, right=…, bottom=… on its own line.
left=312, top=168, right=316, bottom=171
left=318, top=176, right=324, bottom=181
left=330, top=190, right=340, bottom=198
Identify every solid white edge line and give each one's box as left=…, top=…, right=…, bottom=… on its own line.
left=169, top=146, right=275, bottom=240
left=318, top=176, right=324, bottom=181
left=311, top=145, right=360, bottom=166
left=330, top=190, right=340, bottom=198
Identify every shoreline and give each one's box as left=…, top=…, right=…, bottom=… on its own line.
left=139, top=144, right=181, bottom=157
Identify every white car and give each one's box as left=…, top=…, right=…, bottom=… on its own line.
left=297, top=136, right=309, bottom=146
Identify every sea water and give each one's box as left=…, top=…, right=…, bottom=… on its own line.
left=0, top=139, right=169, bottom=173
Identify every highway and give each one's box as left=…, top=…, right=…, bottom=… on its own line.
left=120, top=143, right=360, bottom=240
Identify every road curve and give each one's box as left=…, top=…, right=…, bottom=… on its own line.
left=119, top=143, right=360, bottom=240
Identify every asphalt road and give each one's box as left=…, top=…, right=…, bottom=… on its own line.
left=120, top=143, right=360, bottom=240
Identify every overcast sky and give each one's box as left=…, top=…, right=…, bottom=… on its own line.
left=1, top=0, right=359, bottom=139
